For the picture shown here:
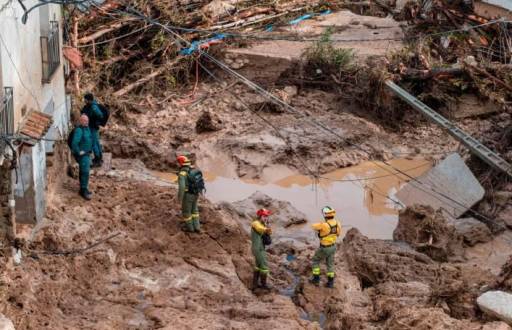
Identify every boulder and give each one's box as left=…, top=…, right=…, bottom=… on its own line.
left=223, top=192, right=310, bottom=252
left=202, top=0, right=238, bottom=19
left=385, top=307, right=482, bottom=330
left=394, top=205, right=465, bottom=261
left=477, top=291, right=512, bottom=325
left=344, top=228, right=497, bottom=319
left=371, top=281, right=432, bottom=319
left=195, top=111, right=223, bottom=133
left=454, top=217, right=493, bottom=246
left=0, top=314, right=14, bottom=330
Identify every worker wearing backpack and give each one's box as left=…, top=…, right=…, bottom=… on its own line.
left=71, top=115, right=93, bottom=200
left=81, top=93, right=109, bottom=168
left=177, top=155, right=205, bottom=233
left=310, top=206, right=342, bottom=288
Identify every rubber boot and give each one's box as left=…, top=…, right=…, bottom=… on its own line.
left=259, top=273, right=271, bottom=291
left=182, top=221, right=195, bottom=232
left=79, top=189, right=92, bottom=201
left=309, top=275, right=320, bottom=286
left=252, top=271, right=260, bottom=291
left=193, top=219, right=201, bottom=233
left=325, top=277, right=334, bottom=288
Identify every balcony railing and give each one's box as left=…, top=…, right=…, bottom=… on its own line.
left=41, top=21, right=61, bottom=83
left=0, top=87, right=14, bottom=153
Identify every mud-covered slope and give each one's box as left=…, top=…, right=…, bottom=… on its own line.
left=1, top=175, right=316, bottom=329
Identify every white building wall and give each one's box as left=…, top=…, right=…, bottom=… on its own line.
left=0, top=1, right=68, bottom=224
left=0, top=1, right=67, bottom=132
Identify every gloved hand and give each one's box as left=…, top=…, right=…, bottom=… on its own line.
left=79, top=151, right=85, bottom=156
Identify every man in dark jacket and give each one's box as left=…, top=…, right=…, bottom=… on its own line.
left=81, top=93, right=104, bottom=168
left=71, top=114, right=93, bottom=200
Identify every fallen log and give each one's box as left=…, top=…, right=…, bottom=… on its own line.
left=78, top=18, right=138, bottom=44
left=113, top=58, right=181, bottom=97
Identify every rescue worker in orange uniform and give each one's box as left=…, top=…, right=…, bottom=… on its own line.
left=310, top=206, right=341, bottom=288
left=251, top=209, right=272, bottom=291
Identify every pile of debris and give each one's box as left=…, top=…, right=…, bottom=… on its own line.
left=70, top=0, right=339, bottom=105
left=296, top=0, right=511, bottom=127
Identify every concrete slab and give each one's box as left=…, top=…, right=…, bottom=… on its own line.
left=447, top=94, right=501, bottom=119
left=396, top=153, right=485, bottom=218
left=477, top=291, right=512, bottom=325
left=225, top=10, right=403, bottom=81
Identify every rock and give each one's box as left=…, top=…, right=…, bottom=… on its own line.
left=482, top=322, right=512, bottom=330
left=202, top=0, right=237, bottom=19
left=454, top=217, right=493, bottom=246
left=224, top=192, right=309, bottom=251
left=343, top=228, right=498, bottom=318
left=0, top=314, right=15, bottom=330
left=279, top=86, right=298, bottom=104
left=394, top=205, right=465, bottom=262
left=499, top=256, right=512, bottom=291
left=385, top=307, right=481, bottom=330
left=495, top=191, right=512, bottom=207
left=371, top=281, right=432, bottom=319
left=344, top=228, right=458, bottom=291
left=195, top=111, right=223, bottom=133
left=233, top=101, right=245, bottom=112
left=477, top=291, right=512, bottom=325
left=502, top=206, right=512, bottom=229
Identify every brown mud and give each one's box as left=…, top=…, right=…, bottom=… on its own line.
left=3, top=1, right=512, bottom=329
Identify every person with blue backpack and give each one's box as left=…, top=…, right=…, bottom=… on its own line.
left=71, top=114, right=93, bottom=200
left=177, top=155, right=205, bottom=233
left=81, top=93, right=109, bottom=168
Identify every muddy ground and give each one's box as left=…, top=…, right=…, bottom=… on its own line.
left=2, top=4, right=512, bottom=330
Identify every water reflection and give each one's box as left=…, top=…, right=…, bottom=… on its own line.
left=151, top=159, right=431, bottom=239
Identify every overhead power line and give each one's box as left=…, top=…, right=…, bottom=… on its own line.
left=87, top=3, right=500, bottom=223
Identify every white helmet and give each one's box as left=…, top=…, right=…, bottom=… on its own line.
left=322, top=206, right=336, bottom=219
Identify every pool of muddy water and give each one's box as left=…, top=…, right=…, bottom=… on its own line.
left=151, top=158, right=431, bottom=239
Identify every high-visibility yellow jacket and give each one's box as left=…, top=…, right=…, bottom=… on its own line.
left=178, top=166, right=192, bottom=202
left=312, top=219, right=341, bottom=246
left=251, top=220, right=268, bottom=251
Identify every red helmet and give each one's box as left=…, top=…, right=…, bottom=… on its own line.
left=177, top=155, right=191, bottom=166
left=257, top=208, right=272, bottom=218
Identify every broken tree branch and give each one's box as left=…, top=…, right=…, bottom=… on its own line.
left=78, top=18, right=138, bottom=44
left=465, top=63, right=512, bottom=93
left=113, top=58, right=181, bottom=97
left=401, top=67, right=465, bottom=80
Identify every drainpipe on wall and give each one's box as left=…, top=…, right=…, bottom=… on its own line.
left=9, top=169, right=21, bottom=265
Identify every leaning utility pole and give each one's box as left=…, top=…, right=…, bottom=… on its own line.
left=385, top=80, right=512, bottom=178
